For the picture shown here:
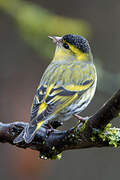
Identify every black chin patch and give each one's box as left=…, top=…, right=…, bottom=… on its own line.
left=62, top=34, right=90, bottom=53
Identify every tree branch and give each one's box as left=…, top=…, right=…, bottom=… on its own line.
left=1, top=90, right=120, bottom=160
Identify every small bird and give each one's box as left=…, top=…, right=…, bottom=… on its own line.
left=14, top=34, right=97, bottom=144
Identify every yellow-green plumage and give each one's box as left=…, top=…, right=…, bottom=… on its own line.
left=13, top=34, right=97, bottom=144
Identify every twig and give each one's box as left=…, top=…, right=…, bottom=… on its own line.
left=0, top=90, right=120, bottom=159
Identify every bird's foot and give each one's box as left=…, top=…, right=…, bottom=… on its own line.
left=73, top=114, right=89, bottom=123
left=44, top=120, right=63, bottom=129
left=73, top=114, right=89, bottom=132
left=44, top=121, right=54, bottom=136
left=46, top=128, right=54, bottom=136
left=44, top=120, right=63, bottom=136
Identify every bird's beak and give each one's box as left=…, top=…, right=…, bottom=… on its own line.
left=48, top=36, right=62, bottom=44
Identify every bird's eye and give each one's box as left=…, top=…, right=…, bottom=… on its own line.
left=63, top=43, right=70, bottom=49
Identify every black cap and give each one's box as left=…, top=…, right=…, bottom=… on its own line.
left=63, top=34, right=90, bottom=53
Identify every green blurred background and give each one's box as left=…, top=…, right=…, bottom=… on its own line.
left=0, top=0, right=120, bottom=179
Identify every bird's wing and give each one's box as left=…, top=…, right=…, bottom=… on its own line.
left=30, top=63, right=96, bottom=126
left=30, top=61, right=96, bottom=128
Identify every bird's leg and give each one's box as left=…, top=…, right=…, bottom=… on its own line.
left=73, top=114, right=89, bottom=122
left=44, top=120, right=63, bottom=136
left=49, top=120, right=63, bottom=129
left=43, top=121, right=54, bottom=136
left=47, top=121, right=54, bottom=129
left=73, top=114, right=89, bottom=132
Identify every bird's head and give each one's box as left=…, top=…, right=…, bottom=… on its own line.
left=48, top=34, right=93, bottom=62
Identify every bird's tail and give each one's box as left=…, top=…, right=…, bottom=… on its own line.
left=13, top=124, right=37, bottom=144
left=13, top=128, right=25, bottom=144
left=23, top=120, right=44, bottom=143
left=23, top=124, right=37, bottom=144
left=13, top=121, right=44, bottom=144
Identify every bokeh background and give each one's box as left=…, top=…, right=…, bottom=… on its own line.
left=0, top=0, right=120, bottom=179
